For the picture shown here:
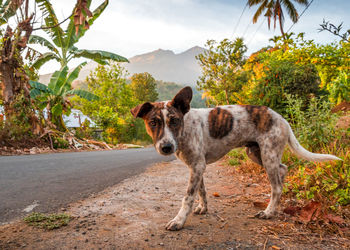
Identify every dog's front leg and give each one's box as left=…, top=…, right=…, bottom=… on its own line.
left=194, top=178, right=208, bottom=214
left=166, top=161, right=205, bottom=231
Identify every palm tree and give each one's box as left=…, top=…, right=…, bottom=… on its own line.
left=247, top=0, right=309, bottom=39
left=28, top=0, right=128, bottom=70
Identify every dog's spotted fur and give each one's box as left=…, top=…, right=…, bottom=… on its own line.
left=131, top=86, right=341, bottom=231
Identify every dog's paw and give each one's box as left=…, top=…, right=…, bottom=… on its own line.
left=254, top=210, right=274, bottom=219
left=165, top=219, right=184, bottom=231
left=193, top=205, right=207, bottom=215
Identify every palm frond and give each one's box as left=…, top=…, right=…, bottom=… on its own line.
left=280, top=0, right=299, bottom=23
left=252, top=0, right=269, bottom=23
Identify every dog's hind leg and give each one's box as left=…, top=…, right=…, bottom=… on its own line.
left=255, top=142, right=285, bottom=219
left=166, top=160, right=206, bottom=230
left=247, top=144, right=287, bottom=185
left=194, top=178, right=208, bottom=215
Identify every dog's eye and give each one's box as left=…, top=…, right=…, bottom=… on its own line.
left=149, top=120, right=157, bottom=127
left=170, top=118, right=180, bottom=126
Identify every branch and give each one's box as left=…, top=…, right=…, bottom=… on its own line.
left=318, top=19, right=350, bottom=42
left=32, top=13, right=73, bottom=31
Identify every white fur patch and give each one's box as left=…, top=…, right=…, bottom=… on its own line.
left=155, top=108, right=177, bottom=154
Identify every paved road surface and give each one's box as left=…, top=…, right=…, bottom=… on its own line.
left=0, top=148, right=174, bottom=224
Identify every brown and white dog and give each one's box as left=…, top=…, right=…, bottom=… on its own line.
left=131, top=86, right=340, bottom=231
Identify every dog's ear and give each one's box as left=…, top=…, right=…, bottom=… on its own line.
left=170, top=86, right=193, bottom=115
left=131, top=102, right=153, bottom=118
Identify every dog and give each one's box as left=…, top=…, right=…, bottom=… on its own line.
left=131, top=86, right=341, bottom=231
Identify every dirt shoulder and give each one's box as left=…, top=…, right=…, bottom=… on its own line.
left=1, top=159, right=349, bottom=249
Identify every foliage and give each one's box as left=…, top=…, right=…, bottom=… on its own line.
left=72, top=64, right=151, bottom=144
left=286, top=153, right=350, bottom=207
left=29, top=63, right=99, bottom=131
left=28, top=0, right=128, bottom=70
left=248, top=59, right=321, bottom=114
left=156, top=80, right=206, bottom=108
left=283, top=96, right=349, bottom=208
left=196, top=38, right=248, bottom=105
left=329, top=71, right=350, bottom=104
left=24, top=212, right=71, bottom=230
left=285, top=95, right=340, bottom=152
left=0, top=92, right=35, bottom=142
left=131, top=72, right=158, bottom=102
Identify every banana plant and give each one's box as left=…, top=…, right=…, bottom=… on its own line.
left=29, top=62, right=99, bottom=131
left=29, top=0, right=128, bottom=70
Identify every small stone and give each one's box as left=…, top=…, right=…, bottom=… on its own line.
left=159, top=243, right=164, bottom=246
left=145, top=239, right=149, bottom=242
left=82, top=231, right=86, bottom=235
left=85, top=239, right=89, bottom=243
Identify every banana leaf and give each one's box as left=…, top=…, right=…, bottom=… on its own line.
left=28, top=35, right=59, bottom=54
left=65, top=0, right=108, bottom=50
left=66, top=89, right=99, bottom=101
left=72, top=49, right=129, bottom=63
left=31, top=52, right=60, bottom=70
left=36, top=0, right=66, bottom=48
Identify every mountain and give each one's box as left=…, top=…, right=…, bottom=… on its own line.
left=39, top=46, right=205, bottom=86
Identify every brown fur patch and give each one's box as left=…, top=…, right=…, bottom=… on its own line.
left=244, top=105, right=273, bottom=133
left=143, top=104, right=165, bottom=143
left=208, top=107, right=233, bottom=139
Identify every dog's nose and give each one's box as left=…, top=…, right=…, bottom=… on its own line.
left=161, top=143, right=174, bottom=154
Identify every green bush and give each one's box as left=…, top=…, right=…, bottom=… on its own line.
left=284, top=95, right=339, bottom=151
left=249, top=60, right=321, bottom=115
left=282, top=95, right=349, bottom=208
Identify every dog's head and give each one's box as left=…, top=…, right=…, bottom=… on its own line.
left=131, top=86, right=192, bottom=155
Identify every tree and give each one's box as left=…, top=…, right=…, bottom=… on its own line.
left=0, top=0, right=40, bottom=134
left=29, top=63, right=99, bottom=131
left=247, top=0, right=309, bottom=39
left=72, top=64, right=148, bottom=144
left=28, top=0, right=128, bottom=70
left=130, top=72, right=158, bottom=102
left=196, top=38, right=248, bottom=105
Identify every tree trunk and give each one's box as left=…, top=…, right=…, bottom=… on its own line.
left=0, top=16, right=42, bottom=135
left=278, top=15, right=286, bottom=40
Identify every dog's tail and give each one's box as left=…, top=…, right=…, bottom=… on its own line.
left=286, top=122, right=341, bottom=162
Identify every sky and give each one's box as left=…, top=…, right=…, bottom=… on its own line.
left=35, top=0, right=350, bottom=74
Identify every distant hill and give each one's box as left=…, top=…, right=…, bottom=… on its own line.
left=39, top=46, right=205, bottom=86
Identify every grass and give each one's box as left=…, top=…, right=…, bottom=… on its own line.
left=24, top=212, right=71, bottom=230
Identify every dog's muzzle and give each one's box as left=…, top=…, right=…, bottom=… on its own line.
left=160, top=142, right=174, bottom=155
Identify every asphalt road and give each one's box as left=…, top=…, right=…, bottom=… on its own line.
left=0, top=148, right=175, bottom=224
